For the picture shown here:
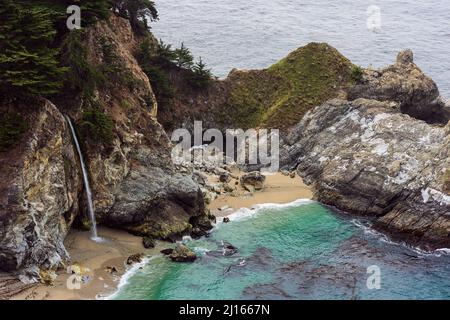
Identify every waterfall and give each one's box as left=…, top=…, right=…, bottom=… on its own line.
left=65, top=116, right=99, bottom=240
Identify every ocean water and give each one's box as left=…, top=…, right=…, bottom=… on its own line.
left=111, top=201, right=450, bottom=300
left=151, top=0, right=450, bottom=98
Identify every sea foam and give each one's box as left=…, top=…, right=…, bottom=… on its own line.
left=218, top=198, right=314, bottom=225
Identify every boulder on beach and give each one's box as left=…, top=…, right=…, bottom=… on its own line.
left=143, top=237, right=156, bottom=249
left=240, top=172, right=266, bottom=192
left=126, top=253, right=144, bottom=265
left=219, top=172, right=231, bottom=183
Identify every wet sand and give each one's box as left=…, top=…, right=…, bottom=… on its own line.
left=13, top=228, right=164, bottom=300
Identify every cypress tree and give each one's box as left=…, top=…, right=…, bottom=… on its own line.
left=0, top=0, right=67, bottom=96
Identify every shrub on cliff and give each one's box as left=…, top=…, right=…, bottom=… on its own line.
left=61, top=30, right=106, bottom=95
left=351, top=65, right=364, bottom=83
left=174, top=43, right=194, bottom=69
left=79, top=103, right=114, bottom=145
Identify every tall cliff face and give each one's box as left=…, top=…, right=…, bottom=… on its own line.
left=0, top=15, right=213, bottom=278
left=74, top=15, right=212, bottom=241
left=0, top=98, right=82, bottom=275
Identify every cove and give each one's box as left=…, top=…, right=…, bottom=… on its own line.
left=111, top=201, right=450, bottom=300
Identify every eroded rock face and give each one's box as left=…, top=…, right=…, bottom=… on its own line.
left=348, top=50, right=449, bottom=124
left=72, top=16, right=213, bottom=241
left=0, top=15, right=213, bottom=277
left=282, top=98, right=450, bottom=248
left=0, top=99, right=81, bottom=276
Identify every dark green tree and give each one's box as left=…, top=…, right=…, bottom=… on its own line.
left=0, top=0, right=68, bottom=96
left=156, top=39, right=177, bottom=64
left=189, top=57, right=212, bottom=89
left=111, top=0, right=158, bottom=34
left=174, top=43, right=194, bottom=69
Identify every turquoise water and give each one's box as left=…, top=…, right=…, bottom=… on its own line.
left=112, top=202, right=450, bottom=300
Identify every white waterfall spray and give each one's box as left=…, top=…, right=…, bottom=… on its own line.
left=65, top=116, right=99, bottom=240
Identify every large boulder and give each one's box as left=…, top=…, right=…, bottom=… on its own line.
left=0, top=98, right=81, bottom=277
left=282, top=98, right=450, bottom=248
left=169, top=244, right=197, bottom=262
left=240, top=172, right=266, bottom=192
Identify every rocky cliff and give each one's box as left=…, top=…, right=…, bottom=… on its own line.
left=281, top=51, right=450, bottom=248
left=1, top=7, right=449, bottom=282
left=0, top=15, right=213, bottom=279
left=0, top=98, right=81, bottom=276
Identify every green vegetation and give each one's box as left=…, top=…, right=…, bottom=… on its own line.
left=0, top=0, right=114, bottom=98
left=0, top=112, right=28, bottom=151
left=0, top=0, right=158, bottom=99
left=188, top=58, right=213, bottom=89
left=137, top=37, right=213, bottom=122
left=174, top=43, right=194, bottom=69
left=154, top=40, right=178, bottom=65
left=220, top=43, right=355, bottom=130
left=99, top=37, right=139, bottom=89
left=0, top=0, right=67, bottom=96
left=111, top=0, right=158, bottom=34
left=143, top=65, right=174, bottom=102
left=351, top=65, right=364, bottom=82
left=61, top=30, right=105, bottom=95
left=79, top=103, right=114, bottom=144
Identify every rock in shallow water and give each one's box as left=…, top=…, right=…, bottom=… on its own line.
left=169, top=244, right=197, bottom=262
left=126, top=253, right=144, bottom=265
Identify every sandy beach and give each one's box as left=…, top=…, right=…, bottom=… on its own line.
left=12, top=173, right=312, bottom=300
left=210, top=172, right=313, bottom=218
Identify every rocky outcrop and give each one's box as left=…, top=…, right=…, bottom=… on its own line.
left=348, top=50, right=449, bottom=124
left=0, top=98, right=81, bottom=277
left=169, top=244, right=197, bottom=262
left=282, top=97, right=450, bottom=248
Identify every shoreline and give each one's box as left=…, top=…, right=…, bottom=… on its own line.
left=14, top=172, right=312, bottom=300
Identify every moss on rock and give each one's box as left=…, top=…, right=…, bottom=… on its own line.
left=223, top=43, right=355, bottom=131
